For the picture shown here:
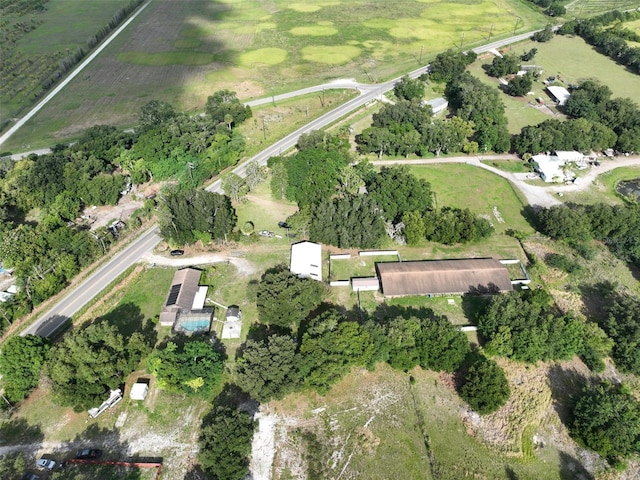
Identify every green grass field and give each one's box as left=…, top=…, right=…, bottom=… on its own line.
left=2, top=0, right=546, bottom=150
left=408, top=163, right=533, bottom=234
left=566, top=0, right=640, bottom=17
left=508, top=35, right=640, bottom=101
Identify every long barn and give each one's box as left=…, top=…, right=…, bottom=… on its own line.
left=376, top=259, right=513, bottom=297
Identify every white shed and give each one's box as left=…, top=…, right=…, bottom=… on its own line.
left=290, top=241, right=322, bottom=281
left=130, top=382, right=149, bottom=401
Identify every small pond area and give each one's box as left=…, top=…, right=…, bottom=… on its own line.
left=616, top=178, right=640, bottom=200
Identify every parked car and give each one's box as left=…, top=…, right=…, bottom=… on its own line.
left=258, top=230, right=274, bottom=238
left=36, top=458, right=56, bottom=470
left=21, top=474, right=41, bottom=480
left=170, top=249, right=184, bottom=256
left=277, top=221, right=290, bottom=229
left=75, top=448, right=102, bottom=459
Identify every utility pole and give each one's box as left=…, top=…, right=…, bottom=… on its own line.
left=489, top=23, right=494, bottom=41
left=460, top=32, right=465, bottom=49
left=419, top=45, right=424, bottom=64
left=513, top=17, right=521, bottom=35
left=262, top=118, right=267, bottom=140
left=187, top=162, right=194, bottom=182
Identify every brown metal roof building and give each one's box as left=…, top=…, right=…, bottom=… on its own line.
left=376, top=259, right=513, bottom=297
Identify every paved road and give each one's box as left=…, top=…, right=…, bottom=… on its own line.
left=22, top=226, right=161, bottom=337
left=20, top=29, right=550, bottom=337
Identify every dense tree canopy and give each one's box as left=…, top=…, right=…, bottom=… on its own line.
left=570, top=382, right=640, bottom=466
left=47, top=322, right=151, bottom=410
left=198, top=406, right=256, bottom=480
left=535, top=203, right=640, bottom=266
left=507, top=74, right=533, bottom=97
left=235, top=334, right=300, bottom=402
left=602, top=295, right=640, bottom=375
left=484, top=54, right=520, bottom=78
left=459, top=355, right=510, bottom=415
left=478, top=290, right=584, bottom=363
left=309, top=194, right=387, bottom=248
left=445, top=73, right=511, bottom=152
left=158, top=188, right=236, bottom=246
left=393, top=75, right=426, bottom=101
left=423, top=207, right=494, bottom=245
left=148, top=337, right=224, bottom=396
left=205, top=89, right=252, bottom=128
left=299, top=309, right=375, bottom=393
left=429, top=49, right=477, bottom=83
left=256, top=266, right=327, bottom=330
left=366, top=166, right=432, bottom=223
left=0, top=334, right=49, bottom=402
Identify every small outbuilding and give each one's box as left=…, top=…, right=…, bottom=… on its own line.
left=290, top=241, right=322, bottom=281
left=424, top=97, right=449, bottom=115
left=130, top=379, right=150, bottom=401
left=546, top=85, right=571, bottom=106
left=221, top=306, right=242, bottom=339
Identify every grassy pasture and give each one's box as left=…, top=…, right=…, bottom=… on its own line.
left=3, top=0, right=545, bottom=150
left=566, top=0, right=640, bottom=17
left=408, top=163, right=533, bottom=234
left=508, top=36, right=640, bottom=101
left=0, top=0, right=132, bottom=126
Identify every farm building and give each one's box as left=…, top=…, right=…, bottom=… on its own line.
left=531, top=150, right=584, bottom=183
left=376, top=258, right=513, bottom=297
left=546, top=85, right=571, bottom=106
left=159, top=268, right=213, bottom=333
left=290, top=241, right=322, bottom=281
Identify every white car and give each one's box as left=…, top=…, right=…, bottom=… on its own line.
left=36, top=458, right=56, bottom=470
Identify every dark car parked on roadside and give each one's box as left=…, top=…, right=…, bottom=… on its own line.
left=170, top=249, right=184, bottom=256
left=75, top=448, right=102, bottom=459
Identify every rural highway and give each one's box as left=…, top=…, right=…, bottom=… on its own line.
left=19, top=29, right=545, bottom=337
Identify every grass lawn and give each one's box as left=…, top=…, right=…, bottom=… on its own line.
left=408, top=163, right=534, bottom=234
left=2, top=0, right=546, bottom=149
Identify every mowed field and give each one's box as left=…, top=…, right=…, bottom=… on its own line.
left=4, top=0, right=545, bottom=150
left=566, top=0, right=640, bottom=17
left=466, top=34, right=640, bottom=133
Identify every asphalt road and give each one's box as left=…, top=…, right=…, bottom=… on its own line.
left=22, top=226, right=161, bottom=337
left=20, top=30, right=543, bottom=337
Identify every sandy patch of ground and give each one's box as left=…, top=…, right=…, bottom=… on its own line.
left=141, top=252, right=257, bottom=276
left=249, top=410, right=278, bottom=480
